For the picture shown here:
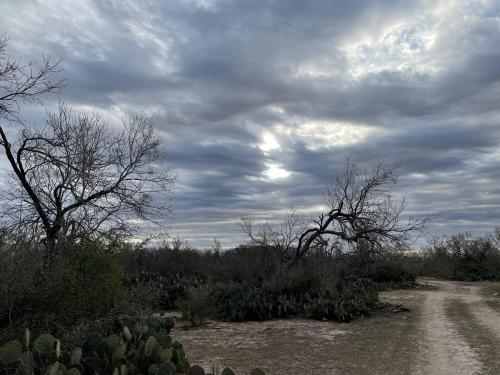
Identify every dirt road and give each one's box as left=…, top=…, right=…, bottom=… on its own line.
left=171, top=279, right=500, bottom=374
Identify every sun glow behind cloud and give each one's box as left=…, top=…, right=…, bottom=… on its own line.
left=263, top=163, right=291, bottom=180
left=259, top=131, right=281, bottom=152
left=274, top=121, right=376, bottom=150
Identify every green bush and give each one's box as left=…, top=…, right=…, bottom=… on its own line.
left=303, top=279, right=379, bottom=322
left=126, top=272, right=205, bottom=310
left=214, top=283, right=272, bottom=321
left=335, top=278, right=379, bottom=321
left=368, top=263, right=417, bottom=290
left=0, top=240, right=131, bottom=344
left=49, top=242, right=127, bottom=318
left=212, top=278, right=379, bottom=323
left=178, top=286, right=217, bottom=326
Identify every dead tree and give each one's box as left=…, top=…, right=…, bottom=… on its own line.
left=239, top=208, right=305, bottom=263
left=292, top=159, right=428, bottom=265
left=1, top=104, right=176, bottom=267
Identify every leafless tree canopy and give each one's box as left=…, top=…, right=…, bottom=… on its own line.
left=293, top=159, right=428, bottom=264
left=241, top=159, right=429, bottom=266
left=239, top=209, right=305, bottom=262
left=1, top=105, right=176, bottom=246
left=0, top=35, right=64, bottom=122
left=0, top=38, right=175, bottom=267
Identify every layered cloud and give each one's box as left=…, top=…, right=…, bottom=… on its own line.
left=1, top=0, right=500, bottom=247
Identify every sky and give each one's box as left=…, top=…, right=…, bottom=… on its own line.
left=1, top=0, right=500, bottom=248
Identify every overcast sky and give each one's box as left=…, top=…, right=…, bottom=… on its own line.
left=1, top=0, right=500, bottom=247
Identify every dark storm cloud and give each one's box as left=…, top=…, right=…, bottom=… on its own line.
left=1, top=0, right=500, bottom=246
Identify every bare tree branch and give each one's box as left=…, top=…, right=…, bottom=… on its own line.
left=239, top=208, right=306, bottom=262
left=0, top=35, right=65, bottom=123
left=291, top=158, right=430, bottom=265
left=1, top=103, right=176, bottom=267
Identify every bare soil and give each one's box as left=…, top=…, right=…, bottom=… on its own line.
left=170, top=279, right=500, bottom=374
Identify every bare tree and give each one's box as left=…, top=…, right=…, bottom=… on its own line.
left=241, top=160, right=427, bottom=266
left=447, top=232, right=498, bottom=272
left=239, top=208, right=305, bottom=262
left=292, top=158, right=428, bottom=265
left=1, top=104, right=175, bottom=267
left=0, top=36, right=64, bottom=122
left=0, top=38, right=175, bottom=267
left=0, top=36, right=62, bottom=257
left=210, top=237, right=223, bottom=255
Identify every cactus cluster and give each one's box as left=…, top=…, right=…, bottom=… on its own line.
left=0, top=318, right=267, bottom=375
left=0, top=329, right=79, bottom=374
left=128, top=272, right=206, bottom=309
left=76, top=316, right=187, bottom=374
left=126, top=265, right=380, bottom=325
left=130, top=274, right=379, bottom=323
left=211, top=278, right=380, bottom=323
left=213, top=283, right=304, bottom=321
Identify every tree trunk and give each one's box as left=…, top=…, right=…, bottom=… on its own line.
left=44, top=230, right=58, bottom=271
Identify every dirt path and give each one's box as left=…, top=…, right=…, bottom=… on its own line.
left=170, top=279, right=500, bottom=374
left=415, top=281, right=483, bottom=375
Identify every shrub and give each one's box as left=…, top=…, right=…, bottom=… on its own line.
left=0, top=242, right=41, bottom=326
left=125, top=274, right=166, bottom=313
left=48, top=242, right=127, bottom=319
left=303, top=279, right=379, bottom=322
left=126, top=272, right=205, bottom=310
left=178, top=286, right=217, bottom=326
left=368, top=263, right=417, bottom=290
left=0, top=240, right=132, bottom=345
left=213, top=283, right=275, bottom=321
left=418, top=231, right=500, bottom=281
left=335, top=278, right=379, bottom=321
left=212, top=278, right=380, bottom=323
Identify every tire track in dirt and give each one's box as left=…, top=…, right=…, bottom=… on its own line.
left=445, top=298, right=500, bottom=373
left=430, top=280, right=500, bottom=341
left=415, top=290, right=483, bottom=375
left=170, top=280, right=500, bottom=374
left=469, top=302, right=500, bottom=340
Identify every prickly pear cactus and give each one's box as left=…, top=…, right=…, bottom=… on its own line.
left=33, top=334, right=55, bottom=354
left=189, top=365, right=206, bottom=375
left=0, top=340, right=22, bottom=365
left=0, top=317, right=213, bottom=375
left=103, top=335, right=120, bottom=351
left=145, top=336, right=159, bottom=357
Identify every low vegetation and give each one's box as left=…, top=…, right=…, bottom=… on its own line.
left=0, top=235, right=414, bottom=374
left=122, top=241, right=417, bottom=325
left=401, top=231, right=500, bottom=281
left=0, top=315, right=264, bottom=375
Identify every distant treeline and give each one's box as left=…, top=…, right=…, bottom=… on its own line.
left=405, top=230, right=500, bottom=281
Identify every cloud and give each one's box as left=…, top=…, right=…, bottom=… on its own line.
left=1, top=0, right=500, bottom=247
